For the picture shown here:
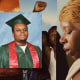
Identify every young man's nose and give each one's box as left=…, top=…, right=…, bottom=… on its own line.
left=59, top=34, right=67, bottom=44
left=21, top=30, right=24, bottom=33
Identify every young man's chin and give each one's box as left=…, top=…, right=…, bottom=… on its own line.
left=20, top=40, right=27, bottom=43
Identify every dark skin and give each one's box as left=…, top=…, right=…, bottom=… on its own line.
left=12, top=24, right=28, bottom=46
left=60, top=22, right=80, bottom=59
left=33, top=1, right=47, bottom=12
left=60, top=22, right=80, bottom=79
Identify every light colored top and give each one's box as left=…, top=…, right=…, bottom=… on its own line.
left=48, top=47, right=56, bottom=80
left=20, top=44, right=27, bottom=53
left=66, top=58, right=80, bottom=80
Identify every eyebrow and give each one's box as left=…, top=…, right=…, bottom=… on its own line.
left=15, top=27, right=28, bottom=29
left=63, top=27, right=73, bottom=32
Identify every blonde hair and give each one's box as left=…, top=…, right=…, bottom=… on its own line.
left=59, top=0, right=80, bottom=22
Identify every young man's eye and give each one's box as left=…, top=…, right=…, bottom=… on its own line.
left=16, top=30, right=20, bottom=31
left=24, top=29, right=28, bottom=31
left=67, top=31, right=72, bottom=34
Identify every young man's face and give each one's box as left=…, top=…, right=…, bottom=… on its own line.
left=12, top=24, right=28, bottom=43
left=60, top=22, right=80, bottom=59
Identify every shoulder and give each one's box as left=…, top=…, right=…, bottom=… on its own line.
left=28, top=42, right=41, bottom=51
left=0, top=44, right=9, bottom=54
left=0, top=44, right=9, bottom=50
left=33, top=45, right=42, bottom=52
left=31, top=44, right=42, bottom=54
left=0, top=43, right=8, bottom=49
left=33, top=45, right=41, bottom=49
left=27, top=42, right=42, bottom=54
left=66, top=59, right=80, bottom=80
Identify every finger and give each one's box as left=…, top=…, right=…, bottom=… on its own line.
left=39, top=7, right=46, bottom=11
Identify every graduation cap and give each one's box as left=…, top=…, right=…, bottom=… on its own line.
left=6, top=14, right=31, bottom=27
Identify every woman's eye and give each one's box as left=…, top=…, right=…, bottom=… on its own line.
left=67, top=31, right=72, bottom=34
left=52, top=34, right=55, bottom=36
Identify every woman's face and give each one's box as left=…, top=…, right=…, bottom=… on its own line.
left=49, top=30, right=57, bottom=46
left=60, top=22, right=80, bottom=59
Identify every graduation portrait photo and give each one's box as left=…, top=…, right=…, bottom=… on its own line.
left=0, top=12, right=42, bottom=68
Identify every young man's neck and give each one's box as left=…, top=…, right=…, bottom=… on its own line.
left=15, top=41, right=27, bottom=46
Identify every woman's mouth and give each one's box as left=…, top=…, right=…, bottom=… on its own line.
left=64, top=48, right=71, bottom=55
left=66, top=49, right=71, bottom=55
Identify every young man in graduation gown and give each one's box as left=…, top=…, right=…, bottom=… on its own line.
left=0, top=14, right=42, bottom=68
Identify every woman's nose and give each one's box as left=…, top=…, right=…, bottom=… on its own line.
left=59, top=34, right=67, bottom=44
